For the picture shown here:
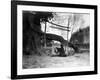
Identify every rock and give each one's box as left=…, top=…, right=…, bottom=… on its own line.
left=65, top=47, right=75, bottom=56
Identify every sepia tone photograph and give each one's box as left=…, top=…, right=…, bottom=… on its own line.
left=22, top=11, right=90, bottom=69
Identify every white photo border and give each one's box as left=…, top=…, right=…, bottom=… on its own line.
left=17, top=5, right=94, bottom=75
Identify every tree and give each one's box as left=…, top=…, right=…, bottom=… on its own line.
left=23, top=11, right=54, bottom=55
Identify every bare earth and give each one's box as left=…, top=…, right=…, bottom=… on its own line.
left=23, top=52, right=90, bottom=69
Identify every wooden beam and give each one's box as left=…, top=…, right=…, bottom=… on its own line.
left=50, top=26, right=70, bottom=31
left=48, top=21, right=70, bottom=29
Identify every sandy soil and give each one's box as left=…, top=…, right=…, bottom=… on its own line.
left=23, top=52, right=90, bottom=69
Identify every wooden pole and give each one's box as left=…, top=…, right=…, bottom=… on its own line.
left=66, top=18, right=70, bottom=53
left=67, top=18, right=70, bottom=42
left=44, top=21, right=47, bottom=47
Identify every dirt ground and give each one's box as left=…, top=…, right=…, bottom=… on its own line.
left=23, top=51, right=90, bottom=69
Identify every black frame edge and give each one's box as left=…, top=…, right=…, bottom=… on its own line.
left=15, top=0, right=97, bottom=9
left=15, top=71, right=96, bottom=79
left=11, top=1, right=98, bottom=79
left=11, top=1, right=17, bottom=79
left=94, top=6, right=98, bottom=74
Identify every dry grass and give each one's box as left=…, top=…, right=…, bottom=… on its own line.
left=23, top=51, right=90, bottom=69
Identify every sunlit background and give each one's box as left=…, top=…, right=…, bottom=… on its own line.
left=41, top=13, right=90, bottom=41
